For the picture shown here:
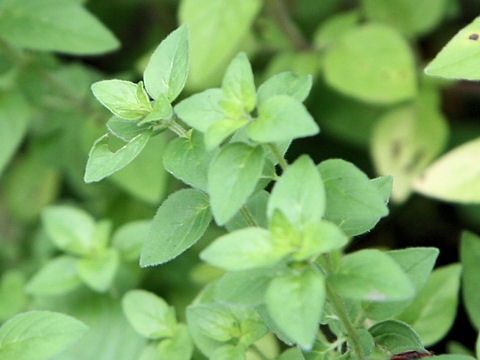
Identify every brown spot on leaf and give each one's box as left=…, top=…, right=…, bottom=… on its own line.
left=469, top=33, right=479, bottom=40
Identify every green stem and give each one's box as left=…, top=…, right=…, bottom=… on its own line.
left=268, top=143, right=288, bottom=171
left=250, top=344, right=270, bottom=360
left=168, top=118, right=188, bottom=137
left=240, top=206, right=258, bottom=227
left=266, top=0, right=310, bottom=51
left=323, top=255, right=364, bottom=360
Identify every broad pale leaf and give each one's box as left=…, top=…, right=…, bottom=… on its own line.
left=369, top=320, right=426, bottom=355
left=77, top=248, right=119, bottom=293
left=91, top=80, right=152, bottom=120
left=112, top=220, right=150, bottom=262
left=324, top=24, right=417, bottom=104
left=268, top=155, right=325, bottom=227
left=0, top=311, right=88, bottom=360
left=157, top=324, right=193, bottom=360
left=0, top=0, right=119, bottom=55
left=222, top=52, right=256, bottom=113
left=208, top=143, right=264, bottom=225
left=425, top=17, right=480, bottom=80
left=122, top=290, right=176, bottom=339
left=414, top=138, right=480, bottom=203
left=140, top=189, right=211, bottom=267
left=265, top=268, right=325, bottom=350
left=257, top=72, right=312, bottom=106
left=248, top=95, right=319, bottom=143
left=84, top=131, right=151, bottom=183
left=144, top=24, right=189, bottom=101
left=106, top=116, right=151, bottom=142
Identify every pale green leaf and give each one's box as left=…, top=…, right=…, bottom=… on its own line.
left=144, top=24, right=189, bottom=101
left=460, top=231, right=480, bottom=329
left=163, top=130, right=213, bottom=191
left=179, top=0, right=261, bottom=88
left=26, top=256, right=81, bottom=296
left=0, top=91, right=30, bottom=177
left=313, top=10, right=360, bottom=50
left=140, top=189, right=211, bottom=267
left=77, top=248, right=119, bottom=292
left=371, top=87, right=448, bottom=202
left=0, top=0, right=119, bottom=55
left=318, top=159, right=389, bottom=236
left=0, top=271, right=27, bottom=322
left=186, top=304, right=237, bottom=342
left=324, top=24, right=417, bottom=104
left=257, top=72, right=312, bottom=106
left=398, top=264, right=461, bottom=346
left=222, top=52, right=256, bottom=112
left=205, top=117, right=248, bottom=150
left=91, top=80, right=152, bottom=120
left=225, top=190, right=269, bottom=231
left=414, top=138, right=480, bottom=203
left=265, top=268, right=325, bottom=350
left=208, top=143, right=265, bottom=225
left=84, top=131, right=151, bottom=183
left=0, top=311, right=88, bottom=360
left=112, top=220, right=150, bottom=262
left=425, top=17, right=480, bottom=80
left=362, top=0, right=449, bottom=36
left=174, top=88, right=226, bottom=132
left=200, top=227, right=286, bottom=271
left=106, top=116, right=151, bottom=142
left=42, top=205, right=96, bottom=256
left=248, top=95, right=319, bottom=143
left=137, top=95, right=173, bottom=125
left=156, top=324, right=193, bottom=360
left=212, top=345, right=246, bottom=360
left=328, top=249, right=415, bottom=302
left=268, top=155, right=325, bottom=228
left=122, top=290, right=176, bottom=339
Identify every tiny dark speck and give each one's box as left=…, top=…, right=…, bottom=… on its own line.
left=469, top=33, right=479, bottom=40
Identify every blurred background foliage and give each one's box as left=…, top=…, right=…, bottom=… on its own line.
left=1, top=0, right=480, bottom=358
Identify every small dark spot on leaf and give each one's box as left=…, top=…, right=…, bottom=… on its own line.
left=469, top=33, right=479, bottom=40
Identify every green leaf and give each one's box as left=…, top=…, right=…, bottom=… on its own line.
left=157, top=324, right=193, bottom=360
left=313, top=10, right=360, bottom=50
left=200, top=227, right=286, bottom=271
left=371, top=87, right=448, bottom=202
left=247, top=96, right=319, bottom=143
left=318, top=159, right=389, bottom=236
left=122, top=290, right=176, bottom=339
left=257, top=72, right=312, bottom=106
left=369, top=320, right=426, bottom=355
left=324, top=24, right=417, bottom=104
left=208, top=143, right=265, bottom=225
left=214, top=267, right=278, bottom=306
left=0, top=311, right=88, bottom=360
left=293, top=221, right=348, bottom=260
left=77, top=248, right=119, bottom=293
left=163, top=130, right=213, bottom=191
left=91, top=80, right=152, bottom=120
left=84, top=131, right=151, bottom=183
left=0, top=91, right=30, bottom=177
left=362, top=0, right=449, bottom=36
left=144, top=24, right=189, bottom=101
left=0, top=0, right=119, bottom=55
left=328, top=249, right=415, bottom=302
left=211, top=345, right=246, bottom=360
left=0, top=271, right=27, bottom=322
left=140, top=189, right=212, bottom=267
left=222, top=52, right=256, bottom=113
left=179, top=0, right=261, bottom=89
left=265, top=268, right=325, bottom=350
left=371, top=175, right=394, bottom=204
left=425, top=16, right=480, bottom=80
left=42, top=205, right=96, bottom=256
left=460, top=231, right=480, bottom=329
left=106, top=116, right=151, bottom=142
left=364, top=247, right=439, bottom=320
left=137, top=95, right=173, bottom=125
left=268, top=155, right=325, bottom=228
left=112, top=220, right=150, bottom=262
left=186, top=304, right=237, bottom=342
left=398, top=264, right=461, bottom=346
left=278, top=348, right=305, bottom=360
left=430, top=356, right=476, bottom=360
left=205, top=117, right=248, bottom=150
left=174, top=88, right=226, bottom=132
left=414, top=137, right=480, bottom=203
left=26, top=256, right=81, bottom=296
